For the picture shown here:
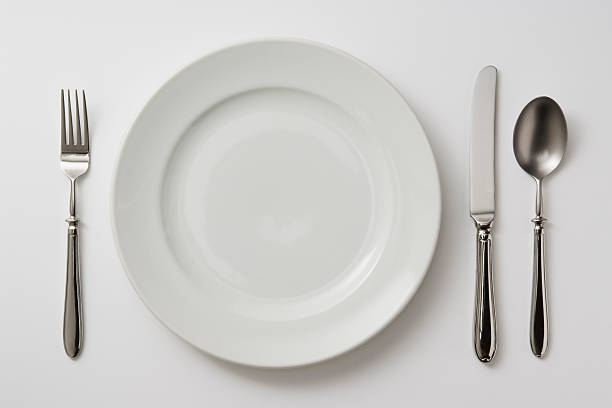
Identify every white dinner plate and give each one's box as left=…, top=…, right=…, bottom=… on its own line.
left=112, top=39, right=440, bottom=367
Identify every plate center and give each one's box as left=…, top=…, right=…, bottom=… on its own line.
left=163, top=88, right=375, bottom=299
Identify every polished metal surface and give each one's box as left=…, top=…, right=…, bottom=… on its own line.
left=513, top=96, right=567, bottom=358
left=470, top=65, right=496, bottom=222
left=60, top=90, right=90, bottom=359
left=470, top=66, right=497, bottom=363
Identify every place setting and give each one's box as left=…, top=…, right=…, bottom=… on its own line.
left=59, top=39, right=568, bottom=367
left=469, top=66, right=567, bottom=362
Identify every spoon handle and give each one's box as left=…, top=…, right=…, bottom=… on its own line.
left=474, top=222, right=496, bottom=363
left=530, top=217, right=549, bottom=357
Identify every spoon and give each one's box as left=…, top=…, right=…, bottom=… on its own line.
left=513, top=96, right=567, bottom=357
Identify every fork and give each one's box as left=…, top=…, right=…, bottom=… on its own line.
left=60, top=90, right=89, bottom=359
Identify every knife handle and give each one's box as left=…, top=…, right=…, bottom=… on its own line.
left=530, top=216, right=548, bottom=357
left=473, top=222, right=496, bottom=363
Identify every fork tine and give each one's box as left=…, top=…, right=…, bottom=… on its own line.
left=74, top=90, right=81, bottom=145
left=82, top=90, right=89, bottom=148
left=61, top=90, right=66, bottom=146
left=67, top=90, right=74, bottom=145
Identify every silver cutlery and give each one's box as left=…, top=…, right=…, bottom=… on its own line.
left=513, top=96, right=567, bottom=357
left=60, top=90, right=89, bottom=359
left=470, top=66, right=498, bottom=363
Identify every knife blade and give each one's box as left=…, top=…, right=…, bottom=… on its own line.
left=470, top=65, right=497, bottom=363
left=470, top=65, right=496, bottom=223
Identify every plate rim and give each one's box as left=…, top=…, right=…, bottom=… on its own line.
left=110, top=37, right=441, bottom=367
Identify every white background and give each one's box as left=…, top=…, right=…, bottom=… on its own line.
left=1, top=0, right=611, bottom=406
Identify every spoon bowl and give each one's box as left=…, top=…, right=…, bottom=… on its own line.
left=513, top=96, right=567, bottom=181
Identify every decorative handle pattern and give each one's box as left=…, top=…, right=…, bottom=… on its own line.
left=474, top=222, right=496, bottom=363
left=63, top=217, right=82, bottom=359
left=530, top=216, right=548, bottom=357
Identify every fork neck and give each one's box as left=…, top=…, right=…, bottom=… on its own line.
left=69, top=178, right=77, bottom=219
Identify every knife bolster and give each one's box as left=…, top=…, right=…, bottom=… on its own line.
left=472, top=213, right=494, bottom=231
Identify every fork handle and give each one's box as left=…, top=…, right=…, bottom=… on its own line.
left=63, top=217, right=82, bottom=359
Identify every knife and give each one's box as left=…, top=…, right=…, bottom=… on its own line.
left=470, top=65, right=497, bottom=363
